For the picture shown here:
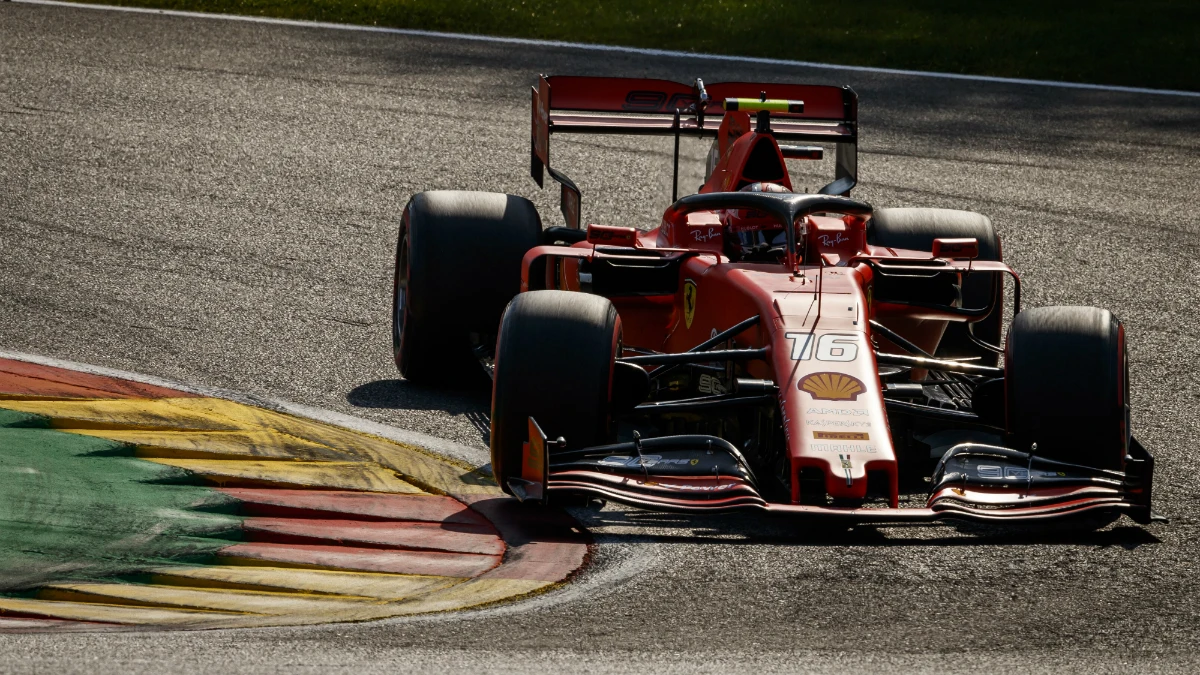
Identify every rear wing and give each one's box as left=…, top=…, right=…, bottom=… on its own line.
left=531, top=75, right=859, bottom=226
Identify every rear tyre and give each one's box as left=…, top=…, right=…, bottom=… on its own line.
left=867, top=208, right=1003, bottom=365
left=393, top=191, right=542, bottom=385
left=489, top=291, right=620, bottom=495
left=1005, top=306, right=1128, bottom=471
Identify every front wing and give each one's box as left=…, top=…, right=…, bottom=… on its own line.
left=511, top=418, right=1161, bottom=525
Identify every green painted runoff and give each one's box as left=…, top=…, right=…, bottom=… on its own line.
left=0, top=416, right=241, bottom=591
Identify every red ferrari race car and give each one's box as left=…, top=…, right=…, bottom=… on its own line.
left=392, top=75, right=1161, bottom=526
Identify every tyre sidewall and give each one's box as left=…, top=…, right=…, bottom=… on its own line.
left=392, top=191, right=542, bottom=383
left=490, top=291, right=620, bottom=492
left=1005, top=306, right=1127, bottom=471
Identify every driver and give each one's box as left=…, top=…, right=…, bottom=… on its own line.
left=720, top=182, right=796, bottom=262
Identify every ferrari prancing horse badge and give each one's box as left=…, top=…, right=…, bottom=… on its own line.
left=683, top=279, right=697, bottom=328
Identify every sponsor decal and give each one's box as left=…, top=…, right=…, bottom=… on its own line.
left=640, top=481, right=741, bottom=491
left=799, top=372, right=866, bottom=401
left=621, top=90, right=697, bottom=113
left=807, top=407, right=869, bottom=417
left=691, top=227, right=720, bottom=243
left=806, top=419, right=872, bottom=428
left=838, top=454, right=854, bottom=486
left=813, top=431, right=869, bottom=441
left=977, top=466, right=1066, bottom=480
left=683, top=279, right=698, bottom=329
left=812, top=443, right=877, bottom=454
left=817, top=232, right=850, bottom=247
left=600, top=455, right=700, bottom=468
left=726, top=210, right=773, bottom=232
left=698, top=373, right=726, bottom=395
left=785, top=333, right=860, bottom=362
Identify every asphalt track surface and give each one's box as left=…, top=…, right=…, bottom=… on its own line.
left=2, top=3, right=1199, bottom=673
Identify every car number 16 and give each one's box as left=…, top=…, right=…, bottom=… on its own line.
left=784, top=333, right=860, bottom=362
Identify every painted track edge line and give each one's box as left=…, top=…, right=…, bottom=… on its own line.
left=0, top=349, right=490, bottom=469
left=11, top=0, right=1200, bottom=98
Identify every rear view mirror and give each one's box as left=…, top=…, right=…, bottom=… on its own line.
left=932, top=237, right=979, bottom=259
left=587, top=224, right=638, bottom=247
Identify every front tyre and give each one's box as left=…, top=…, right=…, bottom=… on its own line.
left=1005, top=306, right=1129, bottom=471
left=489, top=291, right=621, bottom=495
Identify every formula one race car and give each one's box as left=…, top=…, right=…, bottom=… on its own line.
left=392, top=75, right=1160, bottom=526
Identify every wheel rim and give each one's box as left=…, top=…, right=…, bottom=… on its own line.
left=393, top=230, right=411, bottom=357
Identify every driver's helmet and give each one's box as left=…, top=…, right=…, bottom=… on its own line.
left=721, top=182, right=792, bottom=255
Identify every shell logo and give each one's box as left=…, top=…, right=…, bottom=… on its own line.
left=798, top=372, right=866, bottom=401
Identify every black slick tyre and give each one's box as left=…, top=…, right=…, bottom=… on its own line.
left=1005, top=306, right=1129, bottom=471
left=393, top=191, right=542, bottom=385
left=489, top=290, right=620, bottom=496
left=867, top=208, right=1003, bottom=365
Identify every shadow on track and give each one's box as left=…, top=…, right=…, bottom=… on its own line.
left=347, top=378, right=492, bottom=444
left=576, top=507, right=1161, bottom=550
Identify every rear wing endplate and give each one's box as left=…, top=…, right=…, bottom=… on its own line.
left=531, top=77, right=583, bottom=228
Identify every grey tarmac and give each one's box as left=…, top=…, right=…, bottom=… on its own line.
left=1, top=2, right=1199, bottom=673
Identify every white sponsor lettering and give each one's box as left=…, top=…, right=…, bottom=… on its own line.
left=811, top=441, right=878, bottom=451
left=807, top=407, right=870, bottom=416
left=806, top=419, right=872, bottom=428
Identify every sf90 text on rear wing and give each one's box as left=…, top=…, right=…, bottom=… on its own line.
left=530, top=75, right=858, bottom=228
